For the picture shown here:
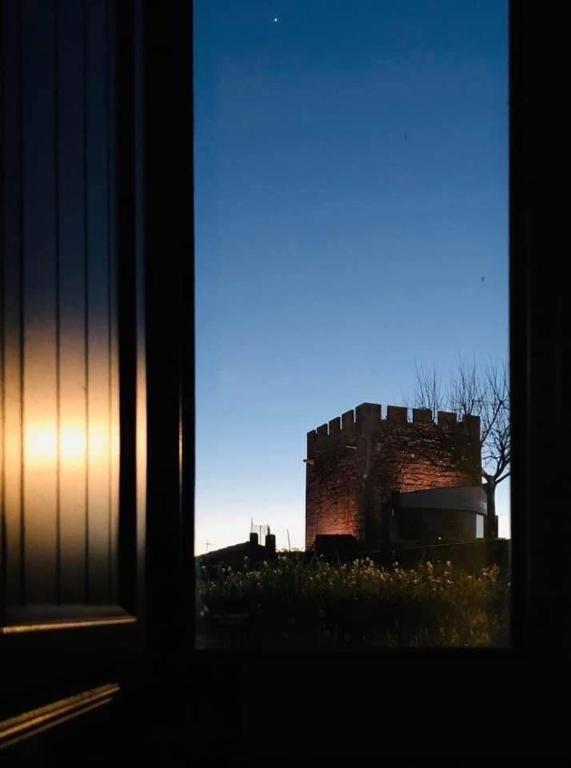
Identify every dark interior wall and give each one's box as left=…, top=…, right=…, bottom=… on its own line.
left=1, top=0, right=121, bottom=618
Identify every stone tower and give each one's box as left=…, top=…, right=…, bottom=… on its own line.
left=305, top=402, right=481, bottom=550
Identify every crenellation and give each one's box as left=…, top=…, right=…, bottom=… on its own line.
left=437, top=410, right=457, bottom=428
left=413, top=407, right=432, bottom=424
left=307, top=430, right=317, bottom=458
left=328, top=416, right=341, bottom=434
left=462, top=413, right=481, bottom=438
left=341, top=409, right=355, bottom=432
left=355, top=402, right=382, bottom=431
left=386, top=404, right=407, bottom=423
left=307, top=405, right=480, bottom=438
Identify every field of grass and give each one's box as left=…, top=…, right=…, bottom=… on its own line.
left=196, top=554, right=510, bottom=649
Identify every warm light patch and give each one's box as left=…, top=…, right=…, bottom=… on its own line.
left=25, top=425, right=58, bottom=464
left=60, top=426, right=86, bottom=463
left=25, top=422, right=109, bottom=466
left=87, top=425, right=109, bottom=463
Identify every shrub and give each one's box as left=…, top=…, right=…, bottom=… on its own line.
left=196, top=556, right=509, bottom=649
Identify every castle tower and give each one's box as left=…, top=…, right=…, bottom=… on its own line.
left=305, top=402, right=481, bottom=550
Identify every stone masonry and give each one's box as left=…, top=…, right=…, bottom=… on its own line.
left=305, top=402, right=481, bottom=549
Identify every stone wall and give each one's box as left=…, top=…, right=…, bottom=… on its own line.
left=305, top=402, right=481, bottom=549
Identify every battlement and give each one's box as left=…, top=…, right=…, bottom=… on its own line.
left=307, top=402, right=480, bottom=454
left=306, top=402, right=482, bottom=550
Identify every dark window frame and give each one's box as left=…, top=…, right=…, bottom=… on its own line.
left=1, top=0, right=569, bottom=761
left=187, top=0, right=571, bottom=758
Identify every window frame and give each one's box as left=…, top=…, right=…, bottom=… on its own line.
left=2, top=0, right=568, bottom=760
left=187, top=0, right=571, bottom=758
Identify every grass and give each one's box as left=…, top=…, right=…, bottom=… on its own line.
left=196, top=554, right=510, bottom=650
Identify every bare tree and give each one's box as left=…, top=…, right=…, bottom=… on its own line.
left=413, top=359, right=510, bottom=539
left=413, top=364, right=445, bottom=420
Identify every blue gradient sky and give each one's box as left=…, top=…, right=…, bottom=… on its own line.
left=194, top=0, right=509, bottom=553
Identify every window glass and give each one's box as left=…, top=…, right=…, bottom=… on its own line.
left=195, top=0, right=509, bottom=649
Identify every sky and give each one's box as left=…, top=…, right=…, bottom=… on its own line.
left=194, top=0, right=509, bottom=554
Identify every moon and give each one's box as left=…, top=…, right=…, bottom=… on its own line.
left=273, top=16, right=279, bottom=23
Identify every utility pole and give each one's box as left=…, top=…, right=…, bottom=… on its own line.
left=204, top=540, right=211, bottom=553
